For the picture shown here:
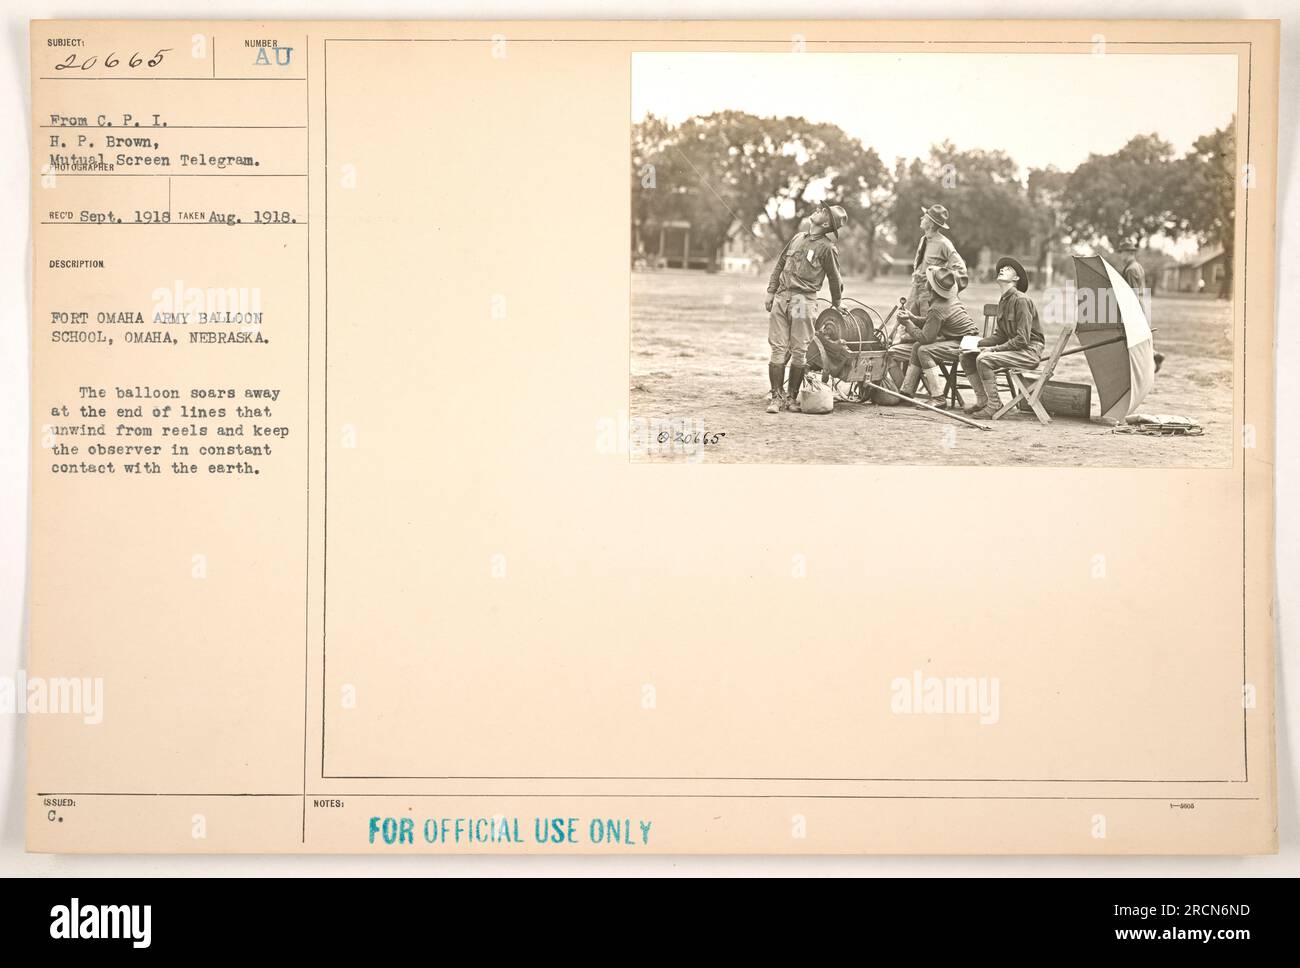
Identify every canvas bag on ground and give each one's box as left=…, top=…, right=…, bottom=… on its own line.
left=799, top=335, right=834, bottom=414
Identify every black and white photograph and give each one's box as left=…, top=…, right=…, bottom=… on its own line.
left=630, top=50, right=1241, bottom=465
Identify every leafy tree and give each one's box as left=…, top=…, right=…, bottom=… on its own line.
left=751, top=117, right=862, bottom=242
left=633, top=112, right=1236, bottom=295
left=629, top=112, right=885, bottom=270
left=631, top=113, right=674, bottom=257
left=889, top=143, right=1033, bottom=273
left=825, top=145, right=891, bottom=277
left=1027, top=166, right=1070, bottom=284
left=1062, top=134, right=1179, bottom=248
left=1168, top=118, right=1236, bottom=297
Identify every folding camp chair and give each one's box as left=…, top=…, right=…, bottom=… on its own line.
left=938, top=303, right=1001, bottom=409
left=990, top=319, right=1077, bottom=425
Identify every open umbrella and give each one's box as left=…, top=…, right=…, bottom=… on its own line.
left=1072, top=255, right=1158, bottom=421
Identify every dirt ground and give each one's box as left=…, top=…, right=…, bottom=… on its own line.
left=630, top=270, right=1234, bottom=467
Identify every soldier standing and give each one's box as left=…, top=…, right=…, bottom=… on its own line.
left=1118, top=239, right=1146, bottom=293
left=1118, top=238, right=1164, bottom=372
left=763, top=202, right=848, bottom=414
left=906, top=203, right=968, bottom=317
left=884, top=204, right=969, bottom=396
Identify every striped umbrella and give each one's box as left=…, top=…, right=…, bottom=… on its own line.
left=1072, top=255, right=1158, bottom=422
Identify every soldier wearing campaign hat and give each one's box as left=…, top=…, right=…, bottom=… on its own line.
left=1117, top=238, right=1146, bottom=294
left=885, top=204, right=971, bottom=397
left=906, top=203, right=969, bottom=318
left=892, top=264, right=979, bottom=407
left=1116, top=238, right=1164, bottom=372
left=962, top=256, right=1044, bottom=418
left=763, top=201, right=848, bottom=413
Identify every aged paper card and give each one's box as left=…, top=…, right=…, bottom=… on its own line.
left=27, top=19, right=1278, bottom=853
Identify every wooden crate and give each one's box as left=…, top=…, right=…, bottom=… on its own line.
left=1017, top=379, right=1091, bottom=418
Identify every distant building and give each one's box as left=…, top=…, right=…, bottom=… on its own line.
left=635, top=219, right=701, bottom=269
left=631, top=217, right=765, bottom=272
left=718, top=225, right=764, bottom=274
left=1159, top=246, right=1227, bottom=294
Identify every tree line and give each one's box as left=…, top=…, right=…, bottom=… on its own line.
left=631, top=112, right=1236, bottom=296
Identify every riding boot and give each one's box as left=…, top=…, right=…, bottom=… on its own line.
left=921, top=366, right=948, bottom=407
left=900, top=364, right=922, bottom=398
left=961, top=360, right=987, bottom=413
left=970, top=368, right=1003, bottom=419
left=787, top=365, right=806, bottom=412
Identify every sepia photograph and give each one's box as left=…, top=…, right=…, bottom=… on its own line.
left=630, top=50, right=1241, bottom=465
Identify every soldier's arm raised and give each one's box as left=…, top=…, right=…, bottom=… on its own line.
left=822, top=244, right=843, bottom=308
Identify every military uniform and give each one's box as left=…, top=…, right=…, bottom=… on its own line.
left=906, top=232, right=969, bottom=317
left=962, top=285, right=1044, bottom=414
left=911, top=297, right=979, bottom=372
left=895, top=207, right=969, bottom=395
left=889, top=235, right=967, bottom=392
left=888, top=294, right=977, bottom=368
left=889, top=263, right=979, bottom=405
left=766, top=230, right=843, bottom=369
left=1120, top=252, right=1163, bottom=371
left=763, top=203, right=848, bottom=413
left=978, top=287, right=1043, bottom=362
left=1121, top=256, right=1146, bottom=294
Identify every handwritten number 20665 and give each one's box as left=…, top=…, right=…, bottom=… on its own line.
left=54, top=49, right=173, bottom=71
